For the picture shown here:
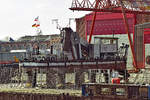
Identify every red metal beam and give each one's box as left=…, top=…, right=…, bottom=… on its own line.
left=70, top=8, right=150, bottom=14
left=88, top=0, right=100, bottom=43
left=20, top=60, right=126, bottom=70
left=88, top=12, right=97, bottom=43
left=70, top=0, right=150, bottom=14
left=119, top=0, right=137, bottom=68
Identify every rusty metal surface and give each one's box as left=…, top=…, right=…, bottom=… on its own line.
left=134, top=24, right=145, bottom=68
left=70, top=0, right=150, bottom=14
left=0, top=92, right=143, bottom=100
left=76, top=17, right=86, bottom=40
left=20, top=60, right=126, bottom=70
left=82, top=83, right=148, bottom=100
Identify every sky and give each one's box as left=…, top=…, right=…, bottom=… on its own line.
left=0, top=0, right=90, bottom=40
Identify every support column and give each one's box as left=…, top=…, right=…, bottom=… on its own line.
left=26, top=69, right=35, bottom=87
left=75, top=69, right=85, bottom=89
left=46, top=68, right=57, bottom=88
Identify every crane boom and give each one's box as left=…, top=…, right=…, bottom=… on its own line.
left=70, top=0, right=150, bottom=14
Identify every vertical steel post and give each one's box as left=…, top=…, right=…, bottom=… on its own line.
left=107, top=69, right=111, bottom=83
left=119, top=0, right=137, bottom=68
left=88, top=12, right=97, bottom=43
left=88, top=0, right=100, bottom=43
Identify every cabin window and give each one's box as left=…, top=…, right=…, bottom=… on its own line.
left=101, top=88, right=111, bottom=95
left=96, top=86, right=101, bottom=95
left=101, top=39, right=117, bottom=44
left=116, top=88, right=126, bottom=95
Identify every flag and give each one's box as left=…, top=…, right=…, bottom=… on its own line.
left=32, top=23, right=40, bottom=27
left=34, top=16, right=39, bottom=21
left=32, top=16, right=40, bottom=27
left=32, top=23, right=37, bottom=27
left=36, top=24, right=40, bottom=27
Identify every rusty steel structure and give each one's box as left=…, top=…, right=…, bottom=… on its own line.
left=134, top=22, right=150, bottom=68
left=70, top=0, right=150, bottom=14
left=70, top=0, right=150, bottom=70
left=0, top=27, right=130, bottom=89
left=20, top=60, right=126, bottom=70
left=0, top=84, right=149, bottom=100
left=82, top=83, right=149, bottom=99
left=12, top=27, right=129, bottom=89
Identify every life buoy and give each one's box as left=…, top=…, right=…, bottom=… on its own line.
left=146, top=56, right=150, bottom=65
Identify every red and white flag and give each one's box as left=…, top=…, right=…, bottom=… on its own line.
left=32, top=16, right=40, bottom=27
left=34, top=16, right=39, bottom=21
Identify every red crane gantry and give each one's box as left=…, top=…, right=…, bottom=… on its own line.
left=70, top=0, right=150, bottom=14
left=70, top=0, right=150, bottom=70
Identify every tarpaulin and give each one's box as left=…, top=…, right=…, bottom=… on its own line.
left=84, top=12, right=150, bottom=44
left=86, top=18, right=134, bottom=35
left=85, top=12, right=135, bottom=35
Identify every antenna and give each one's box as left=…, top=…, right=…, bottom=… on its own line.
left=52, top=19, right=61, bottom=31
left=67, top=18, right=75, bottom=27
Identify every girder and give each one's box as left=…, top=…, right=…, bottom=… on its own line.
left=70, top=0, right=150, bottom=14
